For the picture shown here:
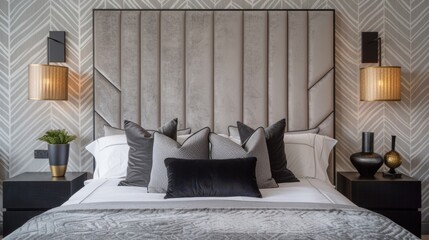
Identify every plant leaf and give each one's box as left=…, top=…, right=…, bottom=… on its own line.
left=38, top=129, right=77, bottom=144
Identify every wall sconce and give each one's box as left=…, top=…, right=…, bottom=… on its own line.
left=360, top=32, right=401, bottom=101
left=360, top=32, right=403, bottom=179
left=28, top=31, right=68, bottom=100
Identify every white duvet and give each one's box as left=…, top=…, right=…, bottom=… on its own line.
left=64, top=177, right=354, bottom=206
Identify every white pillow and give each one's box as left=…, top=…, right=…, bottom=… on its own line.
left=85, top=135, right=129, bottom=179
left=284, top=133, right=337, bottom=183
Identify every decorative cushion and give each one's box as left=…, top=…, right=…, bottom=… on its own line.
left=237, top=119, right=299, bottom=183
left=284, top=133, right=337, bottom=184
left=118, top=119, right=178, bottom=187
left=148, top=127, right=210, bottom=193
left=155, top=119, right=178, bottom=141
left=210, top=128, right=278, bottom=189
left=164, top=157, right=262, bottom=199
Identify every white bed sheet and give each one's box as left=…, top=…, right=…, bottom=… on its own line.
left=64, top=178, right=354, bottom=206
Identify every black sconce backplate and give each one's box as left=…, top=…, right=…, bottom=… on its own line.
left=48, top=31, right=66, bottom=63
left=362, top=32, right=378, bottom=63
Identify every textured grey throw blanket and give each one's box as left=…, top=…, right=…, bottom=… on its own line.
left=6, top=202, right=417, bottom=240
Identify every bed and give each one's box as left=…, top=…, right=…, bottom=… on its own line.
left=5, top=9, right=418, bottom=239
left=6, top=178, right=416, bottom=239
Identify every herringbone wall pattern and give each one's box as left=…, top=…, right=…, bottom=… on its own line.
left=0, top=0, right=428, bottom=227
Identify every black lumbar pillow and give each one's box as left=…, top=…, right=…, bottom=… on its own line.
left=237, top=119, right=299, bottom=183
left=118, top=118, right=178, bottom=187
left=164, top=157, right=262, bottom=199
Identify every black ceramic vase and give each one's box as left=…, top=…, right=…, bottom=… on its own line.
left=48, top=144, right=69, bottom=177
left=350, top=132, right=383, bottom=178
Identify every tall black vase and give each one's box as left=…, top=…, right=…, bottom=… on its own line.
left=48, top=144, right=69, bottom=177
left=350, top=132, right=383, bottom=178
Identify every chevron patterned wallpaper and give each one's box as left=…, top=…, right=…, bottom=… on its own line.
left=0, top=0, right=428, bottom=228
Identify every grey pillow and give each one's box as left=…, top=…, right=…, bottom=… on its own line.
left=148, top=127, right=210, bottom=193
left=237, top=119, right=299, bottom=183
left=104, top=125, right=191, bottom=137
left=210, top=128, right=278, bottom=189
left=118, top=119, right=178, bottom=187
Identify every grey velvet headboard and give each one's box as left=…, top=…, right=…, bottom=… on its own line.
left=93, top=9, right=335, bottom=182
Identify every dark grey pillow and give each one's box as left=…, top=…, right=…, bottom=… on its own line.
left=210, top=128, right=278, bottom=189
left=164, top=157, right=262, bottom=199
left=118, top=119, right=178, bottom=187
left=148, top=127, right=210, bottom=193
left=237, top=119, right=299, bottom=183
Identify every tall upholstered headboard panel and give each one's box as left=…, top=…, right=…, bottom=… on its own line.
left=93, top=10, right=335, bottom=181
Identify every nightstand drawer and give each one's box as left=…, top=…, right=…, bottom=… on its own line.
left=337, top=172, right=421, bottom=209
left=337, top=172, right=421, bottom=238
left=3, top=172, right=86, bottom=209
left=4, top=181, right=74, bottom=209
left=351, top=181, right=420, bottom=209
left=3, top=172, right=87, bottom=236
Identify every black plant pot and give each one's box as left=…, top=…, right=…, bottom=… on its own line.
left=350, top=132, right=383, bottom=178
left=48, top=144, right=69, bottom=177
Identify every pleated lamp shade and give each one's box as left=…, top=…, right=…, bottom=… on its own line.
left=28, top=64, right=68, bottom=100
left=360, top=66, right=401, bottom=101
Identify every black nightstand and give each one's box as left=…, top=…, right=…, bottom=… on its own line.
left=337, top=171, right=421, bottom=238
left=3, top=172, right=87, bottom=236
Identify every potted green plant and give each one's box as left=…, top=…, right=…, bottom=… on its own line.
left=38, top=129, right=77, bottom=177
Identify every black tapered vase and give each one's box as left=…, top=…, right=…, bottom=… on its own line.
left=350, top=132, right=383, bottom=178
left=48, top=144, right=69, bottom=177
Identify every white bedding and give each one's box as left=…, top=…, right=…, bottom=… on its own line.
left=11, top=178, right=415, bottom=240
left=64, top=178, right=354, bottom=206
